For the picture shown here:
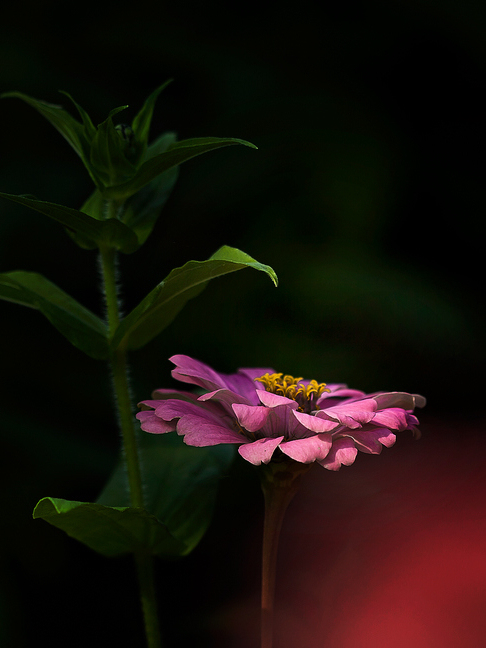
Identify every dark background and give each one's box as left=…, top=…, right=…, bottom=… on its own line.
left=1, top=1, right=485, bottom=646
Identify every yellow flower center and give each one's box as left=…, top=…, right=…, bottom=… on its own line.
left=255, top=373, right=330, bottom=413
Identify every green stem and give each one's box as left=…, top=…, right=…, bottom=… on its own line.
left=99, top=243, right=162, bottom=648
left=136, top=552, right=163, bottom=648
left=99, top=245, right=144, bottom=508
left=260, top=461, right=311, bottom=648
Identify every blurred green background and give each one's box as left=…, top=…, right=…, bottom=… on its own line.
left=1, top=1, right=485, bottom=646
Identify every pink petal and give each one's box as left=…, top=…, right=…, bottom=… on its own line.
left=138, top=399, right=163, bottom=410
left=154, top=399, right=209, bottom=421
left=136, top=410, right=175, bottom=434
left=317, top=386, right=366, bottom=407
left=413, top=393, right=427, bottom=408
left=279, top=434, right=332, bottom=463
left=238, top=436, right=284, bottom=465
left=152, top=399, right=243, bottom=446
left=318, top=399, right=377, bottom=429
left=260, top=405, right=306, bottom=439
left=238, top=368, right=276, bottom=382
left=199, top=388, right=251, bottom=408
left=178, top=415, right=244, bottom=446
left=232, top=403, right=271, bottom=432
left=170, top=354, right=226, bottom=390
left=319, top=437, right=358, bottom=471
left=169, top=355, right=271, bottom=404
left=256, top=389, right=298, bottom=409
left=150, top=388, right=198, bottom=401
left=371, top=407, right=409, bottom=430
left=372, top=392, right=416, bottom=410
left=348, top=427, right=397, bottom=453
left=293, top=410, right=339, bottom=433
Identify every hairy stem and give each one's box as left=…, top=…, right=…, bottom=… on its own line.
left=99, top=243, right=162, bottom=648
left=99, top=244, right=144, bottom=507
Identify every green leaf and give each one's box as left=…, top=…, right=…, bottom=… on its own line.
left=0, top=192, right=138, bottom=253
left=79, top=188, right=106, bottom=221
left=121, top=132, right=179, bottom=247
left=111, top=245, right=277, bottom=351
left=1, top=91, right=89, bottom=161
left=59, top=90, right=97, bottom=140
left=0, top=271, right=108, bottom=359
left=33, top=497, right=185, bottom=558
left=33, top=434, right=235, bottom=558
left=131, top=80, right=172, bottom=150
left=103, top=136, right=257, bottom=201
left=97, top=433, right=236, bottom=555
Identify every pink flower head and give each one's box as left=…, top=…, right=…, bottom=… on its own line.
left=137, top=355, right=425, bottom=470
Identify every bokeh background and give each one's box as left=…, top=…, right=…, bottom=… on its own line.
left=1, top=1, right=485, bottom=646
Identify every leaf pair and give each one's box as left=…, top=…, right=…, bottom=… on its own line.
left=0, top=246, right=277, bottom=359
left=1, top=84, right=256, bottom=251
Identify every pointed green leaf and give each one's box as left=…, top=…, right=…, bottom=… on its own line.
left=107, top=105, right=129, bottom=120
left=79, top=188, right=106, bottom=221
left=98, top=433, right=236, bottom=555
left=131, top=80, right=172, bottom=149
left=1, top=92, right=131, bottom=190
left=111, top=245, right=277, bottom=351
left=0, top=192, right=138, bottom=253
left=121, top=132, right=179, bottom=246
left=33, top=497, right=185, bottom=558
left=59, top=91, right=97, bottom=140
left=103, top=136, right=257, bottom=201
left=0, top=271, right=108, bottom=359
left=1, top=91, right=88, bottom=160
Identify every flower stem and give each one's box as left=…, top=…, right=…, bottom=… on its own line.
left=260, top=461, right=311, bottom=648
left=99, top=243, right=162, bottom=648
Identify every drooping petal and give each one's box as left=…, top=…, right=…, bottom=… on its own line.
left=293, top=410, right=339, bottom=433
left=199, top=388, right=251, bottom=410
left=318, top=398, right=377, bottom=428
left=371, top=392, right=417, bottom=411
left=279, top=434, right=332, bottom=463
left=178, top=414, right=244, bottom=446
left=347, top=427, right=397, bottom=454
left=319, top=437, right=358, bottom=471
left=413, top=394, right=427, bottom=408
left=152, top=398, right=241, bottom=447
left=232, top=403, right=272, bottom=433
left=153, top=398, right=215, bottom=422
left=238, top=436, right=285, bottom=465
left=138, top=399, right=165, bottom=410
left=371, top=407, right=409, bottom=430
left=169, top=354, right=271, bottom=404
left=170, top=354, right=227, bottom=390
left=136, top=410, right=175, bottom=434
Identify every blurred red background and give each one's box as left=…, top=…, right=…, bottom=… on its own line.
left=212, top=415, right=486, bottom=647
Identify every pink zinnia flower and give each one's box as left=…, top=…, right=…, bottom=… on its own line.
left=137, top=355, right=425, bottom=470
